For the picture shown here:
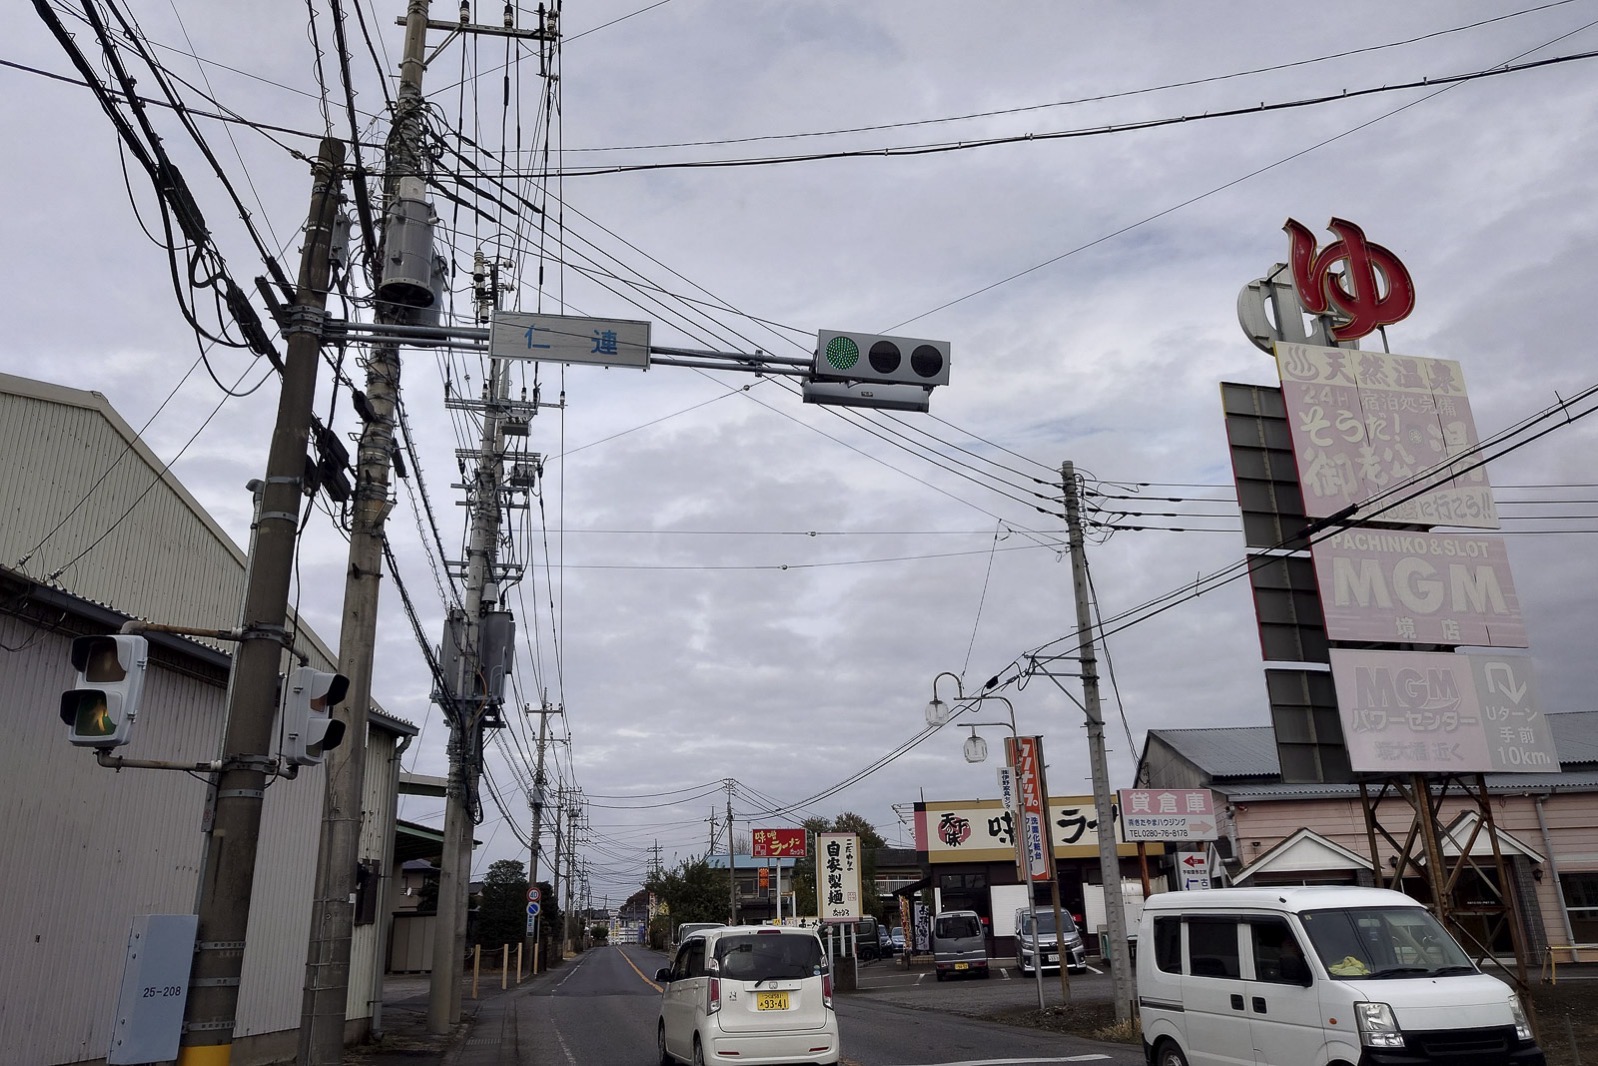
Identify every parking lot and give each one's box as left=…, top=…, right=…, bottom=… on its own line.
left=848, top=954, right=1115, bottom=1014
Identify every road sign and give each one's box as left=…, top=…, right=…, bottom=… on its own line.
left=1118, top=788, right=1219, bottom=842
left=751, top=828, right=807, bottom=857
left=1177, top=851, right=1211, bottom=891
left=489, top=311, right=651, bottom=369
left=527, top=901, right=541, bottom=917
left=528, top=886, right=541, bottom=902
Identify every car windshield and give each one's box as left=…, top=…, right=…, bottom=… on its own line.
left=1300, top=906, right=1475, bottom=979
left=1019, top=911, right=1062, bottom=935
left=713, top=934, right=826, bottom=982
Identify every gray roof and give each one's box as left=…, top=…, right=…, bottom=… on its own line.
left=1153, top=725, right=1286, bottom=780
left=1153, top=710, right=1598, bottom=783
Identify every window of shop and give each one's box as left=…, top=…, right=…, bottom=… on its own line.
left=1561, top=871, right=1598, bottom=942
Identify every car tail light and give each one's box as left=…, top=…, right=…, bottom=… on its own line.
left=708, top=977, right=721, bottom=1015
left=822, top=971, right=833, bottom=1009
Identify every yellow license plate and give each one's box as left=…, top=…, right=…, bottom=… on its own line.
left=954, top=962, right=969, bottom=970
left=756, top=991, right=790, bottom=1011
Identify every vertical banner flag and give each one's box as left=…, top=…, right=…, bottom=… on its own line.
left=1005, top=736, right=1054, bottom=881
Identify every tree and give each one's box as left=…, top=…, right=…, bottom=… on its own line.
left=646, top=856, right=727, bottom=928
left=475, top=859, right=529, bottom=949
left=791, top=813, right=888, bottom=920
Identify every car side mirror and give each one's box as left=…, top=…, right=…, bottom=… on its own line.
left=655, top=968, right=673, bottom=983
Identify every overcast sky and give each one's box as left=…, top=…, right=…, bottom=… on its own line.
left=7, top=1, right=1597, bottom=905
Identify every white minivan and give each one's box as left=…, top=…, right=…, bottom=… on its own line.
left=1137, top=886, right=1544, bottom=1066
left=656, top=924, right=839, bottom=1066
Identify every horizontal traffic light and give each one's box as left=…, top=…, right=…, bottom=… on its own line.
left=813, top=330, right=951, bottom=387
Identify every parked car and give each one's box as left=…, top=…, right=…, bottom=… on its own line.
left=656, top=924, right=839, bottom=1066
left=932, top=910, right=988, bottom=981
left=888, top=927, right=906, bottom=955
left=1013, top=906, right=1087, bottom=974
left=1138, top=886, right=1542, bottom=1066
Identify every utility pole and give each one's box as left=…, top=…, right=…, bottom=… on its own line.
left=298, top=0, right=432, bottom=1057
left=564, top=799, right=581, bottom=954
left=526, top=701, right=559, bottom=969
left=1061, top=460, right=1134, bottom=1023
left=176, top=136, right=345, bottom=1065
left=726, top=783, right=737, bottom=926
left=549, top=785, right=565, bottom=960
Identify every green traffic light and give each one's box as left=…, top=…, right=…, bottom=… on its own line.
left=824, top=336, right=860, bottom=372
left=64, top=690, right=115, bottom=737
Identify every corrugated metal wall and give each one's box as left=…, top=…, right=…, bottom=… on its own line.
left=0, top=376, right=408, bottom=1062
left=0, top=385, right=248, bottom=631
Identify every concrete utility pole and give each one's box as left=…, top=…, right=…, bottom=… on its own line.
left=526, top=702, right=559, bottom=968
left=176, top=136, right=345, bottom=1065
left=727, top=784, right=737, bottom=926
left=1061, top=460, right=1135, bottom=1023
left=297, top=0, right=432, bottom=1058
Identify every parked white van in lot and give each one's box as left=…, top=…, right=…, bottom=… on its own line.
left=656, top=924, right=838, bottom=1066
left=1137, top=886, right=1543, bottom=1066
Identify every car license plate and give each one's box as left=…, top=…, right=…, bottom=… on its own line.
left=954, top=962, right=969, bottom=971
left=756, top=991, right=789, bottom=1011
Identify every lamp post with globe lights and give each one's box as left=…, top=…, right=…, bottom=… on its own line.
left=926, top=674, right=1065, bottom=1007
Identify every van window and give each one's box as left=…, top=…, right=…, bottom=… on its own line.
left=1249, top=919, right=1310, bottom=985
left=681, top=937, right=707, bottom=979
left=714, top=934, right=826, bottom=980
left=1186, top=918, right=1241, bottom=978
left=936, top=914, right=983, bottom=940
left=1299, top=906, right=1473, bottom=979
left=1153, top=916, right=1182, bottom=974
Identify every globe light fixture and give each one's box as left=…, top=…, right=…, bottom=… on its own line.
left=963, top=731, right=988, bottom=764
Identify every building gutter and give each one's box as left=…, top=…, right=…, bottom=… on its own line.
left=1533, top=792, right=1579, bottom=963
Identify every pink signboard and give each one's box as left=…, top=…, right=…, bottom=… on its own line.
left=1275, top=342, right=1497, bottom=529
left=1312, top=529, right=1526, bottom=647
left=1330, top=648, right=1558, bottom=773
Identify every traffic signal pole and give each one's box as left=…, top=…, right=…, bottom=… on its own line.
left=176, top=136, right=345, bottom=1066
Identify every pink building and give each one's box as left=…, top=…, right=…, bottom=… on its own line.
left=1136, top=710, right=1598, bottom=966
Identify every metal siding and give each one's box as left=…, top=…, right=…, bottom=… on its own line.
left=0, top=391, right=248, bottom=634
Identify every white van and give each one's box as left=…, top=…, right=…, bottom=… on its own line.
left=1137, top=886, right=1543, bottom=1066
left=656, top=924, right=838, bottom=1066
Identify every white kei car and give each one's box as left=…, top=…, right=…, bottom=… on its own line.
left=656, top=925, right=839, bottom=1066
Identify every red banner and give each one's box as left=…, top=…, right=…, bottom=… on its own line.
left=751, top=827, right=807, bottom=857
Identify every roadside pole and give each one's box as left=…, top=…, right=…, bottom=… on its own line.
left=176, top=136, right=345, bottom=1066
left=1061, top=460, right=1135, bottom=1023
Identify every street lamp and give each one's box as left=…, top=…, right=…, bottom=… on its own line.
left=924, top=674, right=1047, bottom=1010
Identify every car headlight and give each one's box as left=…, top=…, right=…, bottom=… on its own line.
left=1508, top=994, right=1533, bottom=1042
left=1355, top=1001, right=1405, bottom=1048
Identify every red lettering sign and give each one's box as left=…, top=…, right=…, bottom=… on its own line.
left=1284, top=217, right=1415, bottom=341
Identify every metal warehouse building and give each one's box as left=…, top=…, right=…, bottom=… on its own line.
left=0, top=373, right=416, bottom=1065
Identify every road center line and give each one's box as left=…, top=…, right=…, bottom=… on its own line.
left=619, top=945, right=665, bottom=991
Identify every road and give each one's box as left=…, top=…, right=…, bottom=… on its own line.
left=463, top=944, right=1145, bottom=1066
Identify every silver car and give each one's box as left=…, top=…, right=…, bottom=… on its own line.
left=657, top=925, right=839, bottom=1066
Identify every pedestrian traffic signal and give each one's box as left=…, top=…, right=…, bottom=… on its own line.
left=60, top=635, right=148, bottom=748
left=282, top=666, right=349, bottom=766
left=813, top=330, right=951, bottom=387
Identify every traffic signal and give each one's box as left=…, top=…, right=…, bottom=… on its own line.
left=60, top=635, right=148, bottom=748
left=282, top=666, right=349, bottom=766
left=813, top=329, right=951, bottom=387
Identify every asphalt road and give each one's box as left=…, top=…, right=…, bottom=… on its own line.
left=488, top=944, right=1145, bottom=1066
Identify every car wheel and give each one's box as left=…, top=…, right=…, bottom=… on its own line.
left=935, top=970, right=945, bottom=982
left=657, top=1022, right=672, bottom=1066
left=979, top=968, right=990, bottom=979
left=692, top=1035, right=706, bottom=1066
left=1155, top=1038, right=1189, bottom=1066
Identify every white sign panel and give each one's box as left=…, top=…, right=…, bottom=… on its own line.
left=817, top=833, right=862, bottom=924
left=1312, top=529, right=1526, bottom=647
left=489, top=311, right=651, bottom=369
left=1176, top=851, right=1212, bottom=891
left=918, top=796, right=1113, bottom=862
left=1275, top=342, right=1497, bottom=529
left=108, top=914, right=197, bottom=1065
left=1118, top=788, right=1219, bottom=842
left=1331, top=648, right=1559, bottom=773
